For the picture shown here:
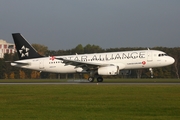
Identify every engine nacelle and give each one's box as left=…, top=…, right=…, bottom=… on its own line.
left=98, top=66, right=119, bottom=75
left=75, top=67, right=87, bottom=73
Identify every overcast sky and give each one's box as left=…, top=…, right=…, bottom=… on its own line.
left=0, top=0, right=180, bottom=50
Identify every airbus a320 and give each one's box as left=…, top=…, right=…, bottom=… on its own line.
left=11, top=33, right=175, bottom=82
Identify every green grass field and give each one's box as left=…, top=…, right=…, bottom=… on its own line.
left=0, top=79, right=180, bottom=120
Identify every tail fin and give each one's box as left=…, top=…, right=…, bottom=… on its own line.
left=12, top=33, right=43, bottom=60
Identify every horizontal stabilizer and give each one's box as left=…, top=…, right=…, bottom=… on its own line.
left=11, top=62, right=30, bottom=66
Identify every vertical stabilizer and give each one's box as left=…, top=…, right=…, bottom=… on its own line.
left=12, top=33, right=43, bottom=60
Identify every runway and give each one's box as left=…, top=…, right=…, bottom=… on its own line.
left=0, top=82, right=180, bottom=85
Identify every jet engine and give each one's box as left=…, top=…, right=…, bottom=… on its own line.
left=75, top=67, right=87, bottom=73
left=98, top=66, right=119, bottom=75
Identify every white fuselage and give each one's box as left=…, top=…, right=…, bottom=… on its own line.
left=11, top=50, right=175, bottom=74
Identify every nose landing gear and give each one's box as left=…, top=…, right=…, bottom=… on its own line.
left=149, top=68, right=153, bottom=78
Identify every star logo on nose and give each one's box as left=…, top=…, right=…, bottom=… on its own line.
left=19, top=45, right=29, bottom=57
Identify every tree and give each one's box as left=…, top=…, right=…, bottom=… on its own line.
left=136, top=69, right=143, bottom=78
left=19, top=70, right=25, bottom=79
left=84, top=44, right=103, bottom=53
left=2, top=54, right=14, bottom=79
left=72, top=44, right=84, bottom=54
left=0, top=59, right=4, bottom=79
left=32, top=44, right=48, bottom=56
left=170, top=47, right=180, bottom=79
left=9, top=72, right=15, bottom=79
left=31, top=71, right=40, bottom=79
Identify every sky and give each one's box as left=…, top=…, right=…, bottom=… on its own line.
left=0, top=0, right=180, bottom=50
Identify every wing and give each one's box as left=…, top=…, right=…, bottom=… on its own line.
left=56, top=58, right=110, bottom=70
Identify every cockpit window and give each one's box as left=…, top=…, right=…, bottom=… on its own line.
left=158, top=54, right=167, bottom=57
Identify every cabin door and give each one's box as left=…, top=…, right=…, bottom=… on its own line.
left=39, top=60, right=44, bottom=69
left=147, top=51, right=153, bottom=62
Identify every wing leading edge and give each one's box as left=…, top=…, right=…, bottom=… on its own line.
left=56, top=58, right=125, bottom=70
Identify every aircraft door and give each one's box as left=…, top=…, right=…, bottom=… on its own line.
left=39, top=60, right=44, bottom=69
left=147, top=51, right=153, bottom=62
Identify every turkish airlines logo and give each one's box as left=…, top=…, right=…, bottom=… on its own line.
left=50, top=56, right=55, bottom=61
left=142, top=61, right=146, bottom=65
left=19, top=45, right=29, bottom=57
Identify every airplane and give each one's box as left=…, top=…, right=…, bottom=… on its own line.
left=11, top=33, right=175, bottom=82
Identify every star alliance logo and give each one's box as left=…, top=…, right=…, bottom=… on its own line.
left=19, top=45, right=29, bottom=57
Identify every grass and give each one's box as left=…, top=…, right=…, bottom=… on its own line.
left=0, top=80, right=180, bottom=120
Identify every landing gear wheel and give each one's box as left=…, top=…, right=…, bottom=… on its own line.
left=97, top=77, right=103, bottom=82
left=88, top=77, right=94, bottom=82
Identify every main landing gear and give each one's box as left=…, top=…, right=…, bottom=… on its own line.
left=88, top=71, right=103, bottom=82
left=149, top=68, right=153, bottom=78
left=88, top=76, right=103, bottom=82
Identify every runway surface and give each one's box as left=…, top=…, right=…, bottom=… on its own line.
left=0, top=82, right=180, bottom=85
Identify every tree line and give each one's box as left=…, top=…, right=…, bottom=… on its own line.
left=0, top=43, right=179, bottom=79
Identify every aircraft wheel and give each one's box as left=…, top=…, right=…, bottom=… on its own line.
left=88, top=77, right=94, bottom=82
left=97, top=77, right=103, bottom=82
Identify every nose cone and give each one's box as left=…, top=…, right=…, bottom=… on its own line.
left=167, top=57, right=175, bottom=65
